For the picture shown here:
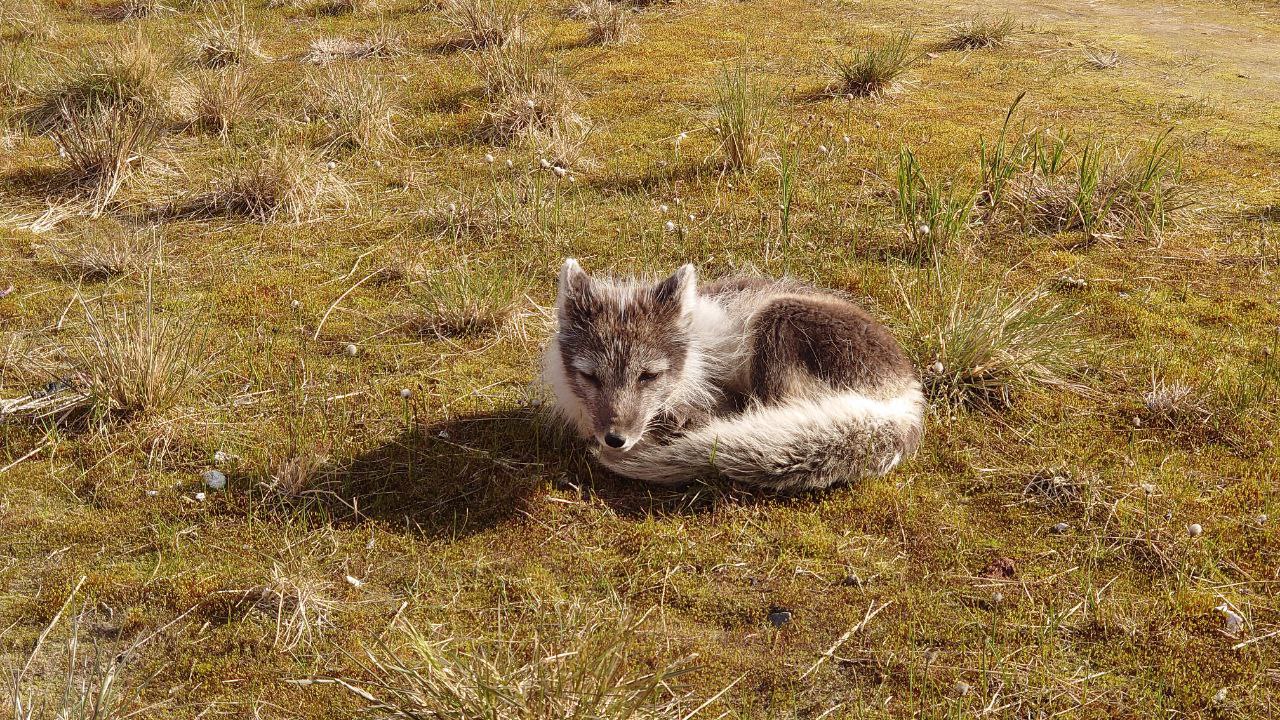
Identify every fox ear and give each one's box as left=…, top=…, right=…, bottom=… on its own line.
left=652, top=263, right=696, bottom=315
left=557, top=258, right=593, bottom=315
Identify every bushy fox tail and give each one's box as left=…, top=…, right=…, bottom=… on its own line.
left=598, top=385, right=925, bottom=492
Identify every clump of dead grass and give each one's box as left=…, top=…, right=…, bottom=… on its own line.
left=1005, top=131, right=1188, bottom=243
left=331, top=610, right=701, bottom=719
left=247, top=567, right=336, bottom=651
left=581, top=0, right=631, bottom=46
left=899, top=274, right=1092, bottom=408
left=27, top=39, right=169, bottom=133
left=830, top=31, right=917, bottom=97
left=415, top=197, right=508, bottom=241
left=321, top=0, right=377, bottom=15
left=182, top=143, right=353, bottom=223
left=413, top=261, right=528, bottom=339
left=306, top=65, right=399, bottom=150
left=1140, top=377, right=1208, bottom=429
left=184, top=66, right=266, bottom=136
left=189, top=7, right=265, bottom=68
left=261, top=449, right=330, bottom=502
left=474, top=43, right=589, bottom=164
left=439, top=0, right=526, bottom=49
left=42, top=223, right=162, bottom=280
left=713, top=64, right=770, bottom=172
left=89, top=0, right=171, bottom=21
left=50, top=99, right=162, bottom=211
left=305, top=28, right=405, bottom=63
left=0, top=0, right=57, bottom=42
left=76, top=294, right=214, bottom=420
left=943, top=13, right=1015, bottom=50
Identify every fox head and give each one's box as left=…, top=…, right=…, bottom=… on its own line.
left=554, top=259, right=698, bottom=452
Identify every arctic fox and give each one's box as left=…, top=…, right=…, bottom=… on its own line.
left=542, top=259, right=925, bottom=491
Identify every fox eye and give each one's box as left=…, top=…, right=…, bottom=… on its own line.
left=578, top=370, right=600, bottom=387
left=637, top=371, right=661, bottom=385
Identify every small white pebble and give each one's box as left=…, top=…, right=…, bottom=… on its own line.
left=1051, top=522, right=1069, bottom=534
left=484, top=153, right=495, bottom=163
left=326, top=161, right=336, bottom=171
left=1187, top=523, right=1203, bottom=537
left=345, top=575, right=364, bottom=588
left=659, top=204, right=669, bottom=213
left=918, top=224, right=931, bottom=236
left=818, top=144, right=829, bottom=154
left=345, top=343, right=359, bottom=357
left=664, top=220, right=677, bottom=232
left=400, top=388, right=412, bottom=399
left=202, top=470, right=226, bottom=491
left=930, top=360, right=944, bottom=374
left=194, top=492, right=206, bottom=502
left=1132, top=416, right=1142, bottom=428
left=955, top=680, right=970, bottom=696
left=290, top=299, right=301, bottom=310
left=1213, top=688, right=1228, bottom=704
left=505, top=159, right=513, bottom=168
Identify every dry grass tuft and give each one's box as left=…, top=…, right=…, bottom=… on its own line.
left=1083, top=47, right=1121, bottom=69
left=305, top=28, right=405, bottom=63
left=49, top=99, right=161, bottom=210
left=42, top=223, right=162, bottom=280
left=306, top=65, right=399, bottom=150
left=1141, top=377, right=1208, bottom=429
left=247, top=567, right=337, bottom=651
left=581, top=0, right=631, bottom=46
left=900, top=276, right=1092, bottom=408
left=184, top=66, right=266, bottom=136
left=189, top=7, right=264, bottom=68
left=184, top=143, right=353, bottom=223
left=830, top=31, right=917, bottom=97
left=320, top=0, right=377, bottom=15
left=0, top=0, right=56, bottom=42
left=894, top=146, right=975, bottom=262
left=439, top=0, right=526, bottom=49
left=93, top=0, right=171, bottom=21
left=713, top=64, right=770, bottom=172
left=262, top=450, right=330, bottom=502
left=333, top=610, right=701, bottom=719
left=1005, top=132, right=1187, bottom=242
left=28, top=39, right=168, bottom=133
left=414, top=261, right=528, bottom=339
left=944, top=13, right=1015, bottom=50
left=77, top=294, right=214, bottom=420
left=475, top=43, right=589, bottom=163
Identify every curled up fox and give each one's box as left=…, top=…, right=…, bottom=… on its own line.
left=542, top=259, right=925, bottom=492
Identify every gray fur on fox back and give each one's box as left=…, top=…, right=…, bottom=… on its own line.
left=542, top=259, right=924, bottom=491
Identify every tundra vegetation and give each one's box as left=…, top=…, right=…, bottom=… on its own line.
left=0, top=0, right=1277, bottom=717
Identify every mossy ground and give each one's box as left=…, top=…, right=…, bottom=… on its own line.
left=1, top=0, right=1278, bottom=716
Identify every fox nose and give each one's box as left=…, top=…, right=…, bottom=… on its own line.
left=603, top=432, right=626, bottom=449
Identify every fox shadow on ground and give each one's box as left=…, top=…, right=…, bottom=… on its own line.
left=328, top=407, right=787, bottom=537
